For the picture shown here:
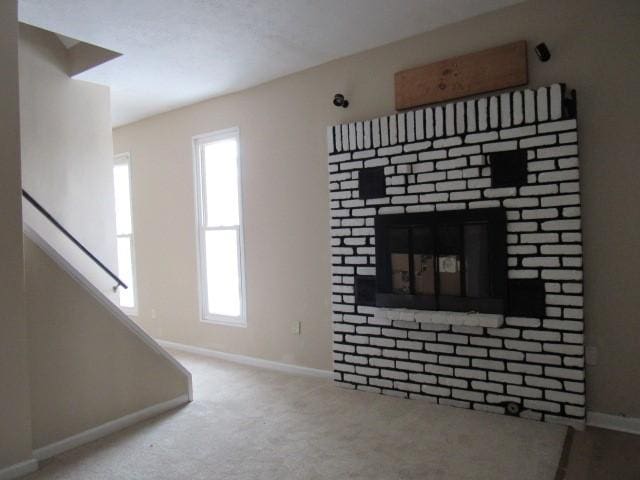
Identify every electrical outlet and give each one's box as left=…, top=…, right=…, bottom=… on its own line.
left=151, top=309, right=157, bottom=319
left=585, top=346, right=598, bottom=366
left=291, top=321, right=301, bottom=335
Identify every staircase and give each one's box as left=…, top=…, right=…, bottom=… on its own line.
left=22, top=190, right=192, bottom=459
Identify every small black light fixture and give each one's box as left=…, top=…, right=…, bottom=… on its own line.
left=534, top=42, right=551, bottom=62
left=333, top=93, right=349, bottom=108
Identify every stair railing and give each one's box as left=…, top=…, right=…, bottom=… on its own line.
left=22, top=189, right=128, bottom=291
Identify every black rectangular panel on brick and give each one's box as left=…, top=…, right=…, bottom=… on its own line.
left=508, top=279, right=545, bottom=317
left=355, top=276, right=377, bottom=306
left=358, top=167, right=386, bottom=199
left=490, top=150, right=528, bottom=187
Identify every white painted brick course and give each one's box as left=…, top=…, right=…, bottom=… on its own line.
left=404, top=140, right=432, bottom=153
left=394, top=381, right=421, bottom=393
left=524, top=399, right=560, bottom=413
left=356, top=366, right=379, bottom=377
left=546, top=390, right=585, bottom=405
left=472, top=381, right=503, bottom=393
left=538, top=170, right=579, bottom=183
left=522, top=208, right=558, bottom=219
left=507, top=385, right=542, bottom=398
left=456, top=102, right=465, bottom=134
left=422, top=385, right=450, bottom=397
left=507, top=363, right=542, bottom=375
left=550, top=84, right=563, bottom=120
left=482, top=140, right=518, bottom=153
left=415, top=111, right=424, bottom=140
left=434, top=107, right=444, bottom=137
left=536, top=87, right=548, bottom=122
left=500, top=125, right=536, bottom=139
left=538, top=119, right=577, bottom=133
left=512, top=91, right=523, bottom=125
left=527, top=352, right=563, bottom=365
left=440, top=377, right=468, bottom=388
left=525, top=375, right=562, bottom=389
left=436, top=180, right=467, bottom=192
left=559, top=132, right=578, bottom=144
left=409, top=352, right=438, bottom=363
left=389, top=116, right=398, bottom=145
left=406, top=113, right=415, bottom=143
left=381, top=369, right=408, bottom=380
left=425, top=108, right=434, bottom=138
left=446, top=103, right=455, bottom=136
left=558, top=157, right=579, bottom=169
left=523, top=89, right=535, bottom=123
left=439, top=355, right=470, bottom=367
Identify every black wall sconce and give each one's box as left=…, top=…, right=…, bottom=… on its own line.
left=535, top=43, right=551, bottom=62
left=333, top=93, right=349, bottom=108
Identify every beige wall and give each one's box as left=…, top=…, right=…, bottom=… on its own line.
left=114, top=0, right=640, bottom=416
left=19, top=23, right=118, bottom=297
left=24, top=235, right=190, bottom=449
left=0, top=0, right=33, bottom=470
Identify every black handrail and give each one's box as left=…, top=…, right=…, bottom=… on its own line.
left=22, top=189, right=128, bottom=290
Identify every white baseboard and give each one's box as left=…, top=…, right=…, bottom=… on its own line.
left=33, top=394, right=189, bottom=461
left=157, top=339, right=333, bottom=380
left=0, top=459, right=38, bottom=480
left=587, top=411, right=640, bottom=435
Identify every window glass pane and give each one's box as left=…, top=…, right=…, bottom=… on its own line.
left=464, top=223, right=490, bottom=298
left=205, top=229, right=241, bottom=317
left=113, top=163, right=132, bottom=235
left=117, top=236, right=135, bottom=308
left=204, top=139, right=239, bottom=227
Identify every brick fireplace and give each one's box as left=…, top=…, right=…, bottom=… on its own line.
left=326, top=84, right=584, bottom=427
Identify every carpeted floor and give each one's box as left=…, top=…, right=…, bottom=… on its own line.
left=25, top=349, right=567, bottom=479
left=563, top=426, right=640, bottom=479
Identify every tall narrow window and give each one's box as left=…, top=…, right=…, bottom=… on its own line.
left=194, top=128, right=246, bottom=326
left=113, top=153, right=138, bottom=314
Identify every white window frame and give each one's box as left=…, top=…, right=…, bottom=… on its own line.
left=113, top=152, right=139, bottom=316
left=193, top=127, right=247, bottom=327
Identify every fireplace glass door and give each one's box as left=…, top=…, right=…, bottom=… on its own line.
left=375, top=208, right=506, bottom=314
left=413, top=227, right=435, bottom=296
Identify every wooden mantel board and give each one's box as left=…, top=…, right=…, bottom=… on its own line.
left=395, top=41, right=528, bottom=110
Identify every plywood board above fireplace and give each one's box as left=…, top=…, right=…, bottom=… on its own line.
left=394, top=41, right=528, bottom=110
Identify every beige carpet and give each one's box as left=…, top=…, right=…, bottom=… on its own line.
left=25, top=349, right=566, bottom=479
left=564, top=426, right=640, bottom=479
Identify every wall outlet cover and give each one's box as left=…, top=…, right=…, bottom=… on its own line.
left=291, top=321, right=301, bottom=335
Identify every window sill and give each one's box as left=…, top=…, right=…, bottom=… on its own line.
left=375, top=308, right=504, bottom=328
left=201, top=316, right=247, bottom=328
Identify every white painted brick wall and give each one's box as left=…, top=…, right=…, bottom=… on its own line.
left=327, top=84, right=584, bottom=427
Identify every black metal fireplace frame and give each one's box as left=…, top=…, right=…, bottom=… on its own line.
left=374, top=208, right=507, bottom=314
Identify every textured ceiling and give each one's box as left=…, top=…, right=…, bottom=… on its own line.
left=19, top=0, right=522, bottom=126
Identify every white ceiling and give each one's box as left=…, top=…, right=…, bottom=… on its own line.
left=19, top=0, right=521, bottom=127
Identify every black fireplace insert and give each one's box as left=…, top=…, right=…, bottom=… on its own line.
left=374, top=208, right=507, bottom=314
